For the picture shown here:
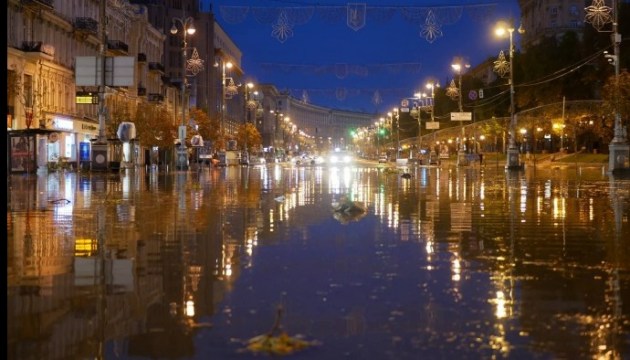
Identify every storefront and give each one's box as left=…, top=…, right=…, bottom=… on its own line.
left=44, top=115, right=99, bottom=170
left=8, top=129, right=57, bottom=174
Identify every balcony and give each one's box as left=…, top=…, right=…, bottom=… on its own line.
left=20, top=0, right=54, bottom=10
left=74, top=17, right=98, bottom=35
left=149, top=62, right=165, bottom=74
left=148, top=93, right=164, bottom=103
left=137, top=87, right=147, bottom=96
left=107, top=40, right=128, bottom=55
left=21, top=41, right=55, bottom=58
left=137, top=53, right=147, bottom=63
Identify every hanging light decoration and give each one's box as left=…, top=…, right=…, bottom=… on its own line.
left=493, top=50, right=510, bottom=78
left=446, top=79, right=459, bottom=100
left=225, top=77, right=238, bottom=97
left=186, top=48, right=204, bottom=75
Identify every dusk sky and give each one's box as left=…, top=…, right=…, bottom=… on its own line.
left=207, top=0, right=521, bottom=114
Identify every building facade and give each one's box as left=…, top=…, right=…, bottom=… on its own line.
left=7, top=0, right=389, bottom=173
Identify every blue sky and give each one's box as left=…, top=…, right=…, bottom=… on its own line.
left=208, top=0, right=521, bottom=113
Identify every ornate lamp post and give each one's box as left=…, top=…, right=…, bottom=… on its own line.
left=494, top=20, right=524, bottom=170
left=170, top=15, right=196, bottom=171
left=243, top=82, right=258, bottom=158
left=376, top=118, right=385, bottom=156
left=392, top=108, right=400, bottom=159
left=450, top=58, right=470, bottom=166
left=426, top=81, right=438, bottom=163
left=221, top=61, right=235, bottom=145
left=585, top=0, right=629, bottom=173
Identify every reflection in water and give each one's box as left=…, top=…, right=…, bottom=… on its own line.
left=7, top=165, right=630, bottom=359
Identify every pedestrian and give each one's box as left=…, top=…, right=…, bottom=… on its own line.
left=479, top=153, right=483, bottom=165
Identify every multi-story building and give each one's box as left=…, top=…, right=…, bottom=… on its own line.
left=7, top=0, right=391, bottom=174
left=7, top=0, right=169, bottom=173
left=519, top=0, right=586, bottom=48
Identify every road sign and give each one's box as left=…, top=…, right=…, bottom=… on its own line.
left=426, top=122, right=440, bottom=129
left=450, top=112, right=472, bottom=121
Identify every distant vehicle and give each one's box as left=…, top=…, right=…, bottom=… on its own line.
left=292, top=154, right=324, bottom=165
left=378, top=154, right=388, bottom=163
left=328, top=150, right=353, bottom=164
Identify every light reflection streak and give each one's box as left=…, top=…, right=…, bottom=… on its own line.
left=451, top=252, right=461, bottom=282
left=553, top=197, right=566, bottom=220
left=520, top=183, right=527, bottom=214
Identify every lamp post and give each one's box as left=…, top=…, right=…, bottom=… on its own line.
left=410, top=93, right=423, bottom=160
left=392, top=108, right=400, bottom=159
left=495, top=20, right=524, bottom=170
left=243, top=82, right=257, bottom=160
left=584, top=0, right=628, bottom=173
left=220, top=61, right=234, bottom=147
left=170, top=15, right=196, bottom=171
left=377, top=118, right=384, bottom=156
left=451, top=59, right=470, bottom=166
left=426, top=81, right=438, bottom=163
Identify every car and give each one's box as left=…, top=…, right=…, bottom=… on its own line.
left=378, top=155, right=388, bottom=163
left=328, top=150, right=353, bottom=164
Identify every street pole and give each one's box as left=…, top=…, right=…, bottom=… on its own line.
left=606, top=0, right=629, bottom=173
left=505, top=25, right=524, bottom=170
left=452, top=61, right=469, bottom=166
left=220, top=61, right=233, bottom=150
left=91, top=0, right=108, bottom=171
left=171, top=15, right=196, bottom=171
left=394, top=108, right=400, bottom=159
left=426, top=82, right=437, bottom=163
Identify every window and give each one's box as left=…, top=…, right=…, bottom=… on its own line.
left=24, top=74, right=33, bottom=108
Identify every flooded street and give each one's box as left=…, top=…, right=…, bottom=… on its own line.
left=7, top=162, right=630, bottom=359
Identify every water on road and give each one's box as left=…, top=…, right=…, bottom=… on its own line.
left=7, top=162, right=630, bottom=359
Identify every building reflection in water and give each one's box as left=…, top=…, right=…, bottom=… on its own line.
left=7, top=164, right=629, bottom=359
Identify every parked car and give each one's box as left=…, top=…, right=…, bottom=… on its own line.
left=378, top=154, right=388, bottom=163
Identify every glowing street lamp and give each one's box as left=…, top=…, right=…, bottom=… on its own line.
left=170, top=15, right=198, bottom=171
left=584, top=0, right=629, bottom=173
left=494, top=20, right=525, bottom=170
left=451, top=57, right=471, bottom=166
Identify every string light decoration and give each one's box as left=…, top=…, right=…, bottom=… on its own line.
left=186, top=48, right=204, bottom=75
left=584, top=0, right=613, bottom=31
left=446, top=79, right=459, bottom=100
left=420, top=10, right=443, bottom=43
left=220, top=3, right=495, bottom=43
left=493, top=50, right=510, bottom=78
left=225, top=78, right=238, bottom=97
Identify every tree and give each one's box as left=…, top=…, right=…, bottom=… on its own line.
left=8, top=64, right=45, bottom=129
left=235, top=123, right=262, bottom=152
left=601, top=69, right=630, bottom=124
left=134, top=102, right=177, bottom=149
left=188, top=107, right=214, bottom=147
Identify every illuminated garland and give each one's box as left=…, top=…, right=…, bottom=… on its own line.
left=220, top=3, right=497, bottom=43
left=259, top=62, right=423, bottom=79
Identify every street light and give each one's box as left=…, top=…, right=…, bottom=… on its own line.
left=426, top=81, right=438, bottom=163
left=170, top=15, right=196, bottom=171
left=377, top=117, right=384, bottom=156
left=391, top=108, right=400, bottom=159
left=584, top=0, right=628, bottom=173
left=243, top=82, right=257, bottom=158
left=495, top=20, right=525, bottom=170
left=451, top=58, right=470, bottom=166
left=221, top=60, right=234, bottom=144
